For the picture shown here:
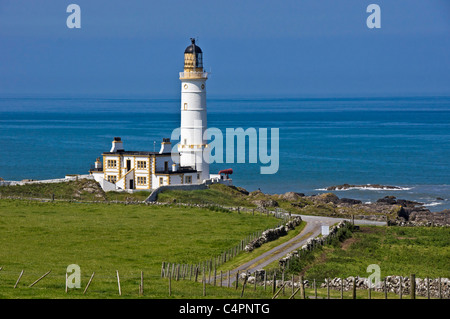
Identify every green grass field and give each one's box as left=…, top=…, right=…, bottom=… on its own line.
left=0, top=199, right=280, bottom=298
left=288, top=226, right=450, bottom=280
left=0, top=195, right=448, bottom=299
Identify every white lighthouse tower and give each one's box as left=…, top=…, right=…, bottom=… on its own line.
left=179, top=38, right=209, bottom=181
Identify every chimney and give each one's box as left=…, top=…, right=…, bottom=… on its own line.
left=159, top=138, right=171, bottom=154
left=110, top=137, right=124, bottom=152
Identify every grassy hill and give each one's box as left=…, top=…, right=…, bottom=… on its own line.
left=0, top=199, right=280, bottom=298
left=287, top=225, right=450, bottom=280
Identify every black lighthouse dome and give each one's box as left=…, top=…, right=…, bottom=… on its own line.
left=184, top=38, right=203, bottom=54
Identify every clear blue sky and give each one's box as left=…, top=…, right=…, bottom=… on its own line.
left=0, top=0, right=449, bottom=97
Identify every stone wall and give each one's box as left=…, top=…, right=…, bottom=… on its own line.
left=238, top=273, right=449, bottom=298
left=278, top=220, right=353, bottom=268
left=321, top=276, right=449, bottom=298
left=243, top=216, right=303, bottom=252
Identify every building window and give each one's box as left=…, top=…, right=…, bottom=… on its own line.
left=159, top=177, right=164, bottom=186
left=137, top=176, right=147, bottom=185
left=137, top=161, right=147, bottom=169
left=197, top=173, right=200, bottom=180
left=185, top=176, right=192, bottom=184
left=107, top=175, right=117, bottom=183
left=107, top=160, right=117, bottom=168
left=184, top=103, right=188, bottom=110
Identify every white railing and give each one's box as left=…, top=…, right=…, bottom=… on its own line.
left=179, top=71, right=209, bottom=79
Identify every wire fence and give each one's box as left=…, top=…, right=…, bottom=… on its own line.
left=1, top=266, right=447, bottom=299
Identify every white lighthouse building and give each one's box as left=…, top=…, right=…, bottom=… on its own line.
left=179, top=38, right=209, bottom=182
left=89, top=39, right=232, bottom=192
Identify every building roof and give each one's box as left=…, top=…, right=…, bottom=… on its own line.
left=102, top=151, right=177, bottom=156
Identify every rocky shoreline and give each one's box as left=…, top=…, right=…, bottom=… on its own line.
left=243, top=187, right=450, bottom=226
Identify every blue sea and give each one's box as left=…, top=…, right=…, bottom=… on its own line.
left=0, top=95, right=449, bottom=212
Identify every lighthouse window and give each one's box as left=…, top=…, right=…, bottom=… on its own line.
left=137, top=161, right=147, bottom=169
left=137, top=176, right=147, bottom=185
left=185, top=176, right=192, bottom=184
left=196, top=53, right=203, bottom=68
left=107, top=175, right=117, bottom=183
left=184, top=103, right=188, bottom=110
left=107, top=160, right=117, bottom=168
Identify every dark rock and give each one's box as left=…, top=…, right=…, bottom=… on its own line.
left=339, top=198, right=362, bottom=205
left=396, top=199, right=423, bottom=207
left=313, top=193, right=340, bottom=204
left=282, top=192, right=305, bottom=201
left=252, top=199, right=279, bottom=208
left=377, top=196, right=397, bottom=205
left=236, top=187, right=249, bottom=195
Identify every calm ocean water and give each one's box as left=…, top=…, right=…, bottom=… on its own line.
left=0, top=95, right=449, bottom=211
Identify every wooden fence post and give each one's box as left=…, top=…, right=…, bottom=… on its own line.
left=272, top=272, right=277, bottom=295
left=83, top=272, right=95, bottom=295
left=299, top=275, right=305, bottom=299
left=203, top=269, right=206, bottom=297
left=161, top=262, right=165, bottom=278
left=169, top=269, right=172, bottom=296
left=264, top=272, right=267, bottom=291
left=240, top=276, right=248, bottom=298
left=272, top=283, right=287, bottom=299
left=29, top=270, right=51, bottom=288
left=195, top=266, right=199, bottom=282
left=352, top=277, right=356, bottom=299
left=384, top=277, right=387, bottom=299
left=326, top=278, right=330, bottom=299
left=116, top=270, right=121, bottom=296
left=340, top=278, right=344, bottom=299
left=314, top=279, right=317, bottom=299
left=14, top=270, right=24, bottom=289
left=291, top=274, right=294, bottom=295
left=410, top=274, right=416, bottom=299
left=140, top=271, right=144, bottom=296
left=426, top=277, right=430, bottom=299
